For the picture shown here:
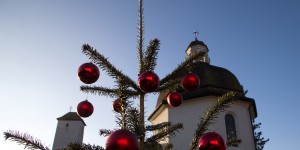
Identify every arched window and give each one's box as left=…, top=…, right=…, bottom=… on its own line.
left=225, top=114, right=237, bottom=146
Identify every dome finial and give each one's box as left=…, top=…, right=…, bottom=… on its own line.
left=193, top=30, right=199, bottom=41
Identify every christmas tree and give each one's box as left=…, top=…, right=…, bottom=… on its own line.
left=4, top=0, right=242, bottom=150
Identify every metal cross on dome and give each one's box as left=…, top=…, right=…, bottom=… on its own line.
left=194, top=30, right=199, bottom=40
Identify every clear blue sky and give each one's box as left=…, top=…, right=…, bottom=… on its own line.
left=1, top=0, right=299, bottom=149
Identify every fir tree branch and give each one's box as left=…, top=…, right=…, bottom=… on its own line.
left=126, top=107, right=143, bottom=137
left=137, top=0, right=145, bottom=74
left=189, top=91, right=236, bottom=150
left=145, top=122, right=171, bottom=131
left=99, top=129, right=113, bottom=137
left=146, top=123, right=183, bottom=143
left=252, top=120, right=269, bottom=150
left=226, top=137, right=241, bottom=147
left=57, top=142, right=105, bottom=150
left=156, top=78, right=181, bottom=92
left=3, top=130, right=50, bottom=150
left=80, top=85, right=139, bottom=98
left=143, top=39, right=160, bottom=71
left=82, top=44, right=141, bottom=93
left=160, top=52, right=204, bottom=86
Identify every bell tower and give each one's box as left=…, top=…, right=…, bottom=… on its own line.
left=52, top=112, right=86, bottom=150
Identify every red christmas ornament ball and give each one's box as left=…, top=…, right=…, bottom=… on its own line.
left=78, top=62, right=100, bottom=84
left=113, top=99, right=124, bottom=113
left=106, top=129, right=139, bottom=150
left=77, top=100, right=94, bottom=118
left=167, top=92, right=183, bottom=107
left=198, top=132, right=226, bottom=150
left=181, top=73, right=200, bottom=92
left=138, top=71, right=160, bottom=93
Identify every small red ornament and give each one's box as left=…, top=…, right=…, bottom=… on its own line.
left=77, top=100, right=94, bottom=118
left=198, top=132, right=226, bottom=150
left=167, top=92, right=183, bottom=107
left=113, top=99, right=124, bottom=113
left=181, top=73, right=200, bottom=92
left=78, top=62, right=100, bottom=84
left=138, top=71, right=160, bottom=93
left=106, top=129, right=139, bottom=150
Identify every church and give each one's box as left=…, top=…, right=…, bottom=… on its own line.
left=148, top=37, right=257, bottom=150
left=51, top=37, right=258, bottom=150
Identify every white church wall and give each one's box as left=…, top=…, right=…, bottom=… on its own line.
left=168, top=96, right=214, bottom=150
left=224, top=101, right=256, bottom=150
left=166, top=96, right=255, bottom=150
left=52, top=120, right=85, bottom=150
left=149, top=106, right=169, bottom=144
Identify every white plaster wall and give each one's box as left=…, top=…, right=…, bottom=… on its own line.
left=149, top=106, right=169, bottom=143
left=52, top=120, right=85, bottom=150
left=165, top=96, right=255, bottom=150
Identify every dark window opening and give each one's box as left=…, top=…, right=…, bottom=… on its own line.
left=225, top=114, right=238, bottom=147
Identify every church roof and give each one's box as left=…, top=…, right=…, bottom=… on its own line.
left=57, top=112, right=86, bottom=126
left=150, top=62, right=257, bottom=120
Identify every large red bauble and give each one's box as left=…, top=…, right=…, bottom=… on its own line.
left=198, top=132, right=226, bottom=150
left=113, top=99, right=124, bottom=113
left=138, top=71, right=160, bottom=93
left=78, top=62, right=100, bottom=84
left=77, top=100, right=94, bottom=118
left=106, top=129, right=139, bottom=150
left=181, top=73, right=200, bottom=92
left=167, top=92, right=183, bottom=107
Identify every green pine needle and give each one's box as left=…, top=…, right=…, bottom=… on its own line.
left=82, top=44, right=141, bottom=93
left=189, top=91, right=236, bottom=150
left=160, top=52, right=204, bottom=86
left=80, top=85, right=139, bottom=99
left=3, top=130, right=50, bottom=150
left=143, top=39, right=160, bottom=71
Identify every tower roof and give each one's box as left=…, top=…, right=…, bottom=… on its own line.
left=57, top=112, right=86, bottom=126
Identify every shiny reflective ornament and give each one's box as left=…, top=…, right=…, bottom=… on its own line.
left=77, top=100, right=94, bottom=118
left=78, top=62, right=100, bottom=84
left=106, top=129, right=139, bottom=150
left=167, top=92, right=183, bottom=107
left=198, top=132, right=226, bottom=150
left=181, top=73, right=200, bottom=92
left=138, top=71, right=160, bottom=93
left=113, top=99, right=124, bottom=113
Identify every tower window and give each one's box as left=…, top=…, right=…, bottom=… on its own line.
left=225, top=114, right=237, bottom=146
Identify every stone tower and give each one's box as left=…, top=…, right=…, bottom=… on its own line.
left=52, top=112, right=86, bottom=150
left=148, top=38, right=257, bottom=150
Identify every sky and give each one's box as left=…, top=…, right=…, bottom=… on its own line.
left=0, top=0, right=300, bottom=149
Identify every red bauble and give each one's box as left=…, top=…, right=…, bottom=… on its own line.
left=198, top=132, right=226, bottom=150
left=113, top=99, right=124, bottom=113
left=138, top=71, right=160, bottom=93
left=181, top=73, right=200, bottom=92
left=78, top=62, right=100, bottom=84
left=77, top=100, right=94, bottom=118
left=106, top=129, right=139, bottom=150
left=167, top=92, right=183, bottom=107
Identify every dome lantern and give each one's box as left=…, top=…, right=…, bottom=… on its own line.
left=185, top=31, right=210, bottom=64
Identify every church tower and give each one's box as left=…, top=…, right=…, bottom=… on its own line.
left=52, top=112, right=86, bottom=150
left=148, top=37, right=257, bottom=150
